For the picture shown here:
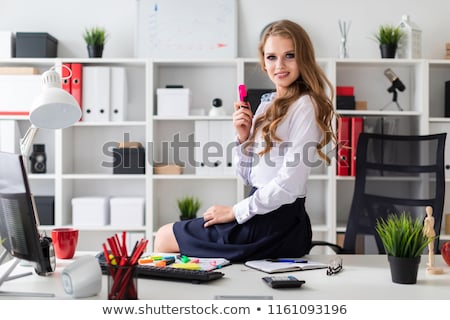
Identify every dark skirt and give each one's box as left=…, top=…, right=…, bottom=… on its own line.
left=172, top=196, right=312, bottom=262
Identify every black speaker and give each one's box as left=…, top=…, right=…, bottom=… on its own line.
left=445, top=81, right=450, bottom=117
left=30, top=144, right=46, bottom=173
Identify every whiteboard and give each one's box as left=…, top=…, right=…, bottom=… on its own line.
left=135, top=0, right=237, bottom=59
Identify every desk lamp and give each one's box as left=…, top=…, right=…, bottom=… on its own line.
left=19, top=66, right=81, bottom=157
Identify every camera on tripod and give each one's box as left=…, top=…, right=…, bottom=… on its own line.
left=30, top=144, right=47, bottom=174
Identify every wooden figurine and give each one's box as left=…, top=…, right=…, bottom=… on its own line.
left=423, top=206, right=443, bottom=274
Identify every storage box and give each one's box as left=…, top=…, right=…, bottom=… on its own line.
left=153, top=164, right=183, bottom=175
left=336, top=86, right=354, bottom=96
left=0, top=75, right=41, bottom=115
left=336, top=95, right=355, bottom=110
left=34, top=196, right=54, bottom=225
left=72, top=197, right=110, bottom=226
left=15, top=32, right=57, bottom=58
left=113, top=147, right=145, bottom=174
left=110, top=197, right=145, bottom=227
left=0, top=31, right=15, bottom=58
left=157, top=88, right=191, bottom=116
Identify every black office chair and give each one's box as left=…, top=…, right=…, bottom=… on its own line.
left=310, top=132, right=447, bottom=254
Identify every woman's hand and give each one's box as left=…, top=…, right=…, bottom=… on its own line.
left=232, top=101, right=253, bottom=143
left=203, top=205, right=236, bottom=227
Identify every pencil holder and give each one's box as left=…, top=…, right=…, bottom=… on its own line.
left=107, top=264, right=138, bottom=300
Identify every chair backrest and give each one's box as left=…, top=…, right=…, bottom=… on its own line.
left=343, top=132, right=446, bottom=254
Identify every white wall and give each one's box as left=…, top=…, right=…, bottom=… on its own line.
left=0, top=0, right=449, bottom=59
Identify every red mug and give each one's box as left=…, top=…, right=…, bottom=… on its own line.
left=51, top=228, right=79, bottom=259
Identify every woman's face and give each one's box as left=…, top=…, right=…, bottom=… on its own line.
left=263, top=35, right=299, bottom=95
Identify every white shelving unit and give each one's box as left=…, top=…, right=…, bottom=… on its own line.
left=1, top=57, right=449, bottom=252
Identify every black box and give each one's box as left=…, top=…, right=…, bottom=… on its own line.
left=34, top=196, right=55, bottom=225
left=445, top=81, right=450, bottom=117
left=15, top=32, right=58, bottom=58
left=113, top=147, right=146, bottom=174
left=336, top=95, right=356, bottom=110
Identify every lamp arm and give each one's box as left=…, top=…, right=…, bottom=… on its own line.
left=20, top=125, right=40, bottom=157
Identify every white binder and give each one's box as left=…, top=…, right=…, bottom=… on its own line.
left=194, top=120, right=210, bottom=175
left=220, top=120, right=236, bottom=176
left=82, top=66, right=110, bottom=122
left=195, top=120, right=236, bottom=176
left=110, top=67, right=127, bottom=122
left=0, top=119, right=21, bottom=153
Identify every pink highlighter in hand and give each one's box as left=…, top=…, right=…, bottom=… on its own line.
left=238, top=84, right=249, bottom=108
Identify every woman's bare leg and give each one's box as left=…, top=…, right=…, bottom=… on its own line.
left=153, top=223, right=180, bottom=253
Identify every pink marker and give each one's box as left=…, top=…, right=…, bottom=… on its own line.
left=238, top=84, right=249, bottom=109
left=238, top=84, right=247, bottom=102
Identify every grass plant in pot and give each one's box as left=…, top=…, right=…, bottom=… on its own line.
left=83, top=26, right=108, bottom=58
left=177, top=196, right=201, bottom=221
left=375, top=212, right=434, bottom=284
left=373, top=24, right=405, bottom=58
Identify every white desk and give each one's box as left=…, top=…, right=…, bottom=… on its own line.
left=0, top=253, right=449, bottom=300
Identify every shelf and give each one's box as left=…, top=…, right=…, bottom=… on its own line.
left=62, top=174, right=146, bottom=180
left=429, top=117, right=450, bottom=123
left=338, top=110, right=421, bottom=116
left=153, top=116, right=232, bottom=121
left=73, top=121, right=146, bottom=127
left=152, top=174, right=236, bottom=180
left=38, top=225, right=147, bottom=232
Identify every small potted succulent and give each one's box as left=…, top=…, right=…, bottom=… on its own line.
left=373, top=24, right=405, bottom=58
left=83, top=26, right=108, bottom=58
left=177, top=196, right=201, bottom=220
left=375, top=212, right=434, bottom=284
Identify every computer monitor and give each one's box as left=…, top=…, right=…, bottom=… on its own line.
left=0, top=151, right=55, bottom=297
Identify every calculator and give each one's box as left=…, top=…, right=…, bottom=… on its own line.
left=262, top=276, right=305, bottom=288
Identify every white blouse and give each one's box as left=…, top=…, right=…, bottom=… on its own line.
left=233, top=94, right=322, bottom=224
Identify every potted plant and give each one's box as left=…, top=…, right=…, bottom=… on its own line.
left=83, top=26, right=108, bottom=58
left=375, top=212, right=434, bottom=284
left=177, top=196, right=201, bottom=220
left=373, top=24, right=405, bottom=58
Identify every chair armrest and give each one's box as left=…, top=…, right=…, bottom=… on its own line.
left=309, top=240, right=345, bottom=254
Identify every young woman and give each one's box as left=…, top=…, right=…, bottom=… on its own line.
left=154, top=19, right=337, bottom=262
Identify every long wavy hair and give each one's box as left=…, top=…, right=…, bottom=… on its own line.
left=246, top=20, right=337, bottom=165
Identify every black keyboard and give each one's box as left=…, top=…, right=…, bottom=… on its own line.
left=135, top=265, right=225, bottom=283
left=96, top=252, right=225, bottom=283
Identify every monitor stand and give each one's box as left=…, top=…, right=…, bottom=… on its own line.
left=0, top=250, right=54, bottom=297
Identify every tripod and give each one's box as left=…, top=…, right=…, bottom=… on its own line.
left=380, top=84, right=403, bottom=111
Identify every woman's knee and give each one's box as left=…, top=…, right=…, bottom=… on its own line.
left=154, top=223, right=179, bottom=252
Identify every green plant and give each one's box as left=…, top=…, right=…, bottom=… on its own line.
left=177, top=196, right=201, bottom=219
left=83, top=26, right=108, bottom=46
left=373, top=24, right=405, bottom=45
left=375, top=212, right=434, bottom=258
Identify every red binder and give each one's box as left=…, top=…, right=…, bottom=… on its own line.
left=70, top=63, right=83, bottom=120
left=351, top=117, right=364, bottom=176
left=337, top=117, right=351, bottom=176
left=61, top=63, right=71, bottom=93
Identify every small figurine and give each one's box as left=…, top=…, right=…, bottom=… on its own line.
left=423, top=206, right=443, bottom=274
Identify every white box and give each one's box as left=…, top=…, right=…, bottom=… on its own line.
left=110, top=197, right=145, bottom=227
left=72, top=197, right=110, bottom=226
left=0, top=31, right=14, bottom=58
left=157, top=88, right=191, bottom=116
left=0, top=75, right=41, bottom=115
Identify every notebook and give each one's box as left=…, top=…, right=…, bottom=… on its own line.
left=245, top=259, right=327, bottom=274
